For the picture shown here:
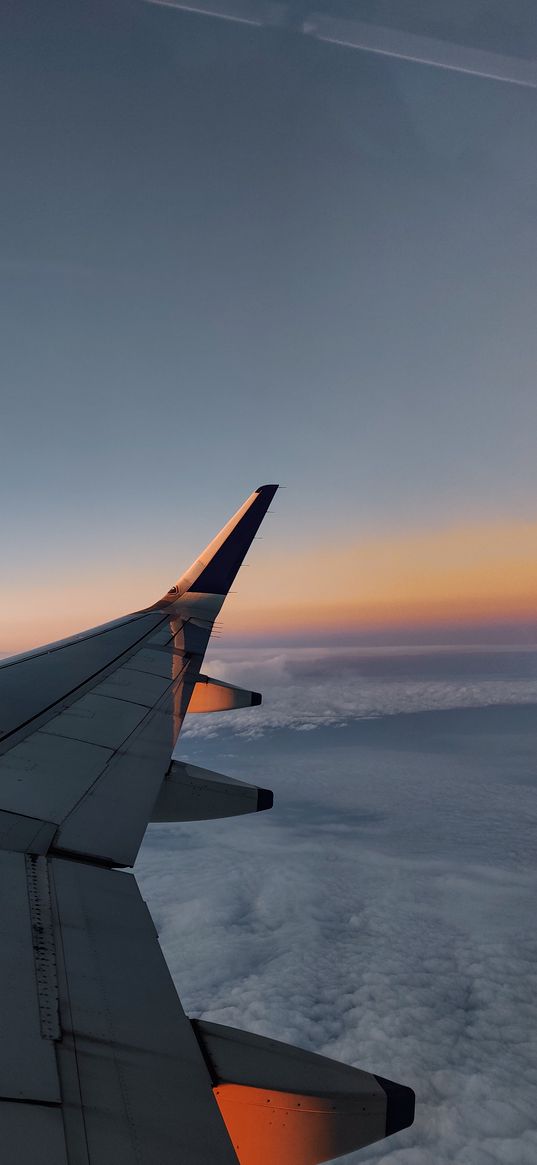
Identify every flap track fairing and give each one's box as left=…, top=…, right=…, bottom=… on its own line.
left=150, top=761, right=273, bottom=822
left=188, top=675, right=262, bottom=713
left=192, top=1020, right=415, bottom=1165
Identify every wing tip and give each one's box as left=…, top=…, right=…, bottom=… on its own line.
left=374, top=1075, right=416, bottom=1136
left=256, top=786, right=274, bottom=812
left=255, top=483, right=279, bottom=495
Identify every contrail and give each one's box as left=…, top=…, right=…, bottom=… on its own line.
left=143, top=0, right=277, bottom=27
left=309, top=13, right=537, bottom=89
left=144, top=0, right=537, bottom=89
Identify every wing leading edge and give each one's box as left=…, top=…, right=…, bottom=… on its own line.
left=0, top=485, right=277, bottom=865
left=0, top=485, right=415, bottom=1164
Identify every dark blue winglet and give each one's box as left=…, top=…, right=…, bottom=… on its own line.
left=191, top=485, right=278, bottom=595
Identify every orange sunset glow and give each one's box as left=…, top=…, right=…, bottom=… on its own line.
left=1, top=518, right=536, bottom=655
left=222, top=518, right=537, bottom=641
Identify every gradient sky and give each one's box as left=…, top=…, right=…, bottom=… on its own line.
left=1, top=0, right=537, bottom=651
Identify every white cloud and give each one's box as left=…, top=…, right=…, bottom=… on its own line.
left=180, top=646, right=537, bottom=740
left=136, top=650, right=537, bottom=1163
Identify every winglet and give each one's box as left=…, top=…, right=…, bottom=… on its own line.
left=156, top=485, right=278, bottom=606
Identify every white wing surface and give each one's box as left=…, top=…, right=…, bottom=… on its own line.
left=0, top=485, right=414, bottom=1164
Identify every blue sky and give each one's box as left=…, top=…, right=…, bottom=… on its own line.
left=1, top=1, right=536, bottom=650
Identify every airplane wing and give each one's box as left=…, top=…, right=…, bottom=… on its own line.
left=0, top=485, right=414, bottom=1164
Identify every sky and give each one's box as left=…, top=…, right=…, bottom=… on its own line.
left=1, top=0, right=537, bottom=651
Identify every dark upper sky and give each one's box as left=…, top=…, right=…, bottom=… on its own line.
left=1, top=1, right=536, bottom=645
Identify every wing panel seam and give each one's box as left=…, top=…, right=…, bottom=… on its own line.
left=0, top=615, right=172, bottom=749
left=48, top=661, right=191, bottom=843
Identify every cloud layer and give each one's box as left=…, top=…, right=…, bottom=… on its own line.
left=136, top=649, right=537, bottom=1163
left=180, top=645, right=537, bottom=739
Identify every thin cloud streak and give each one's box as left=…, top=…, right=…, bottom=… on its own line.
left=143, top=0, right=537, bottom=88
